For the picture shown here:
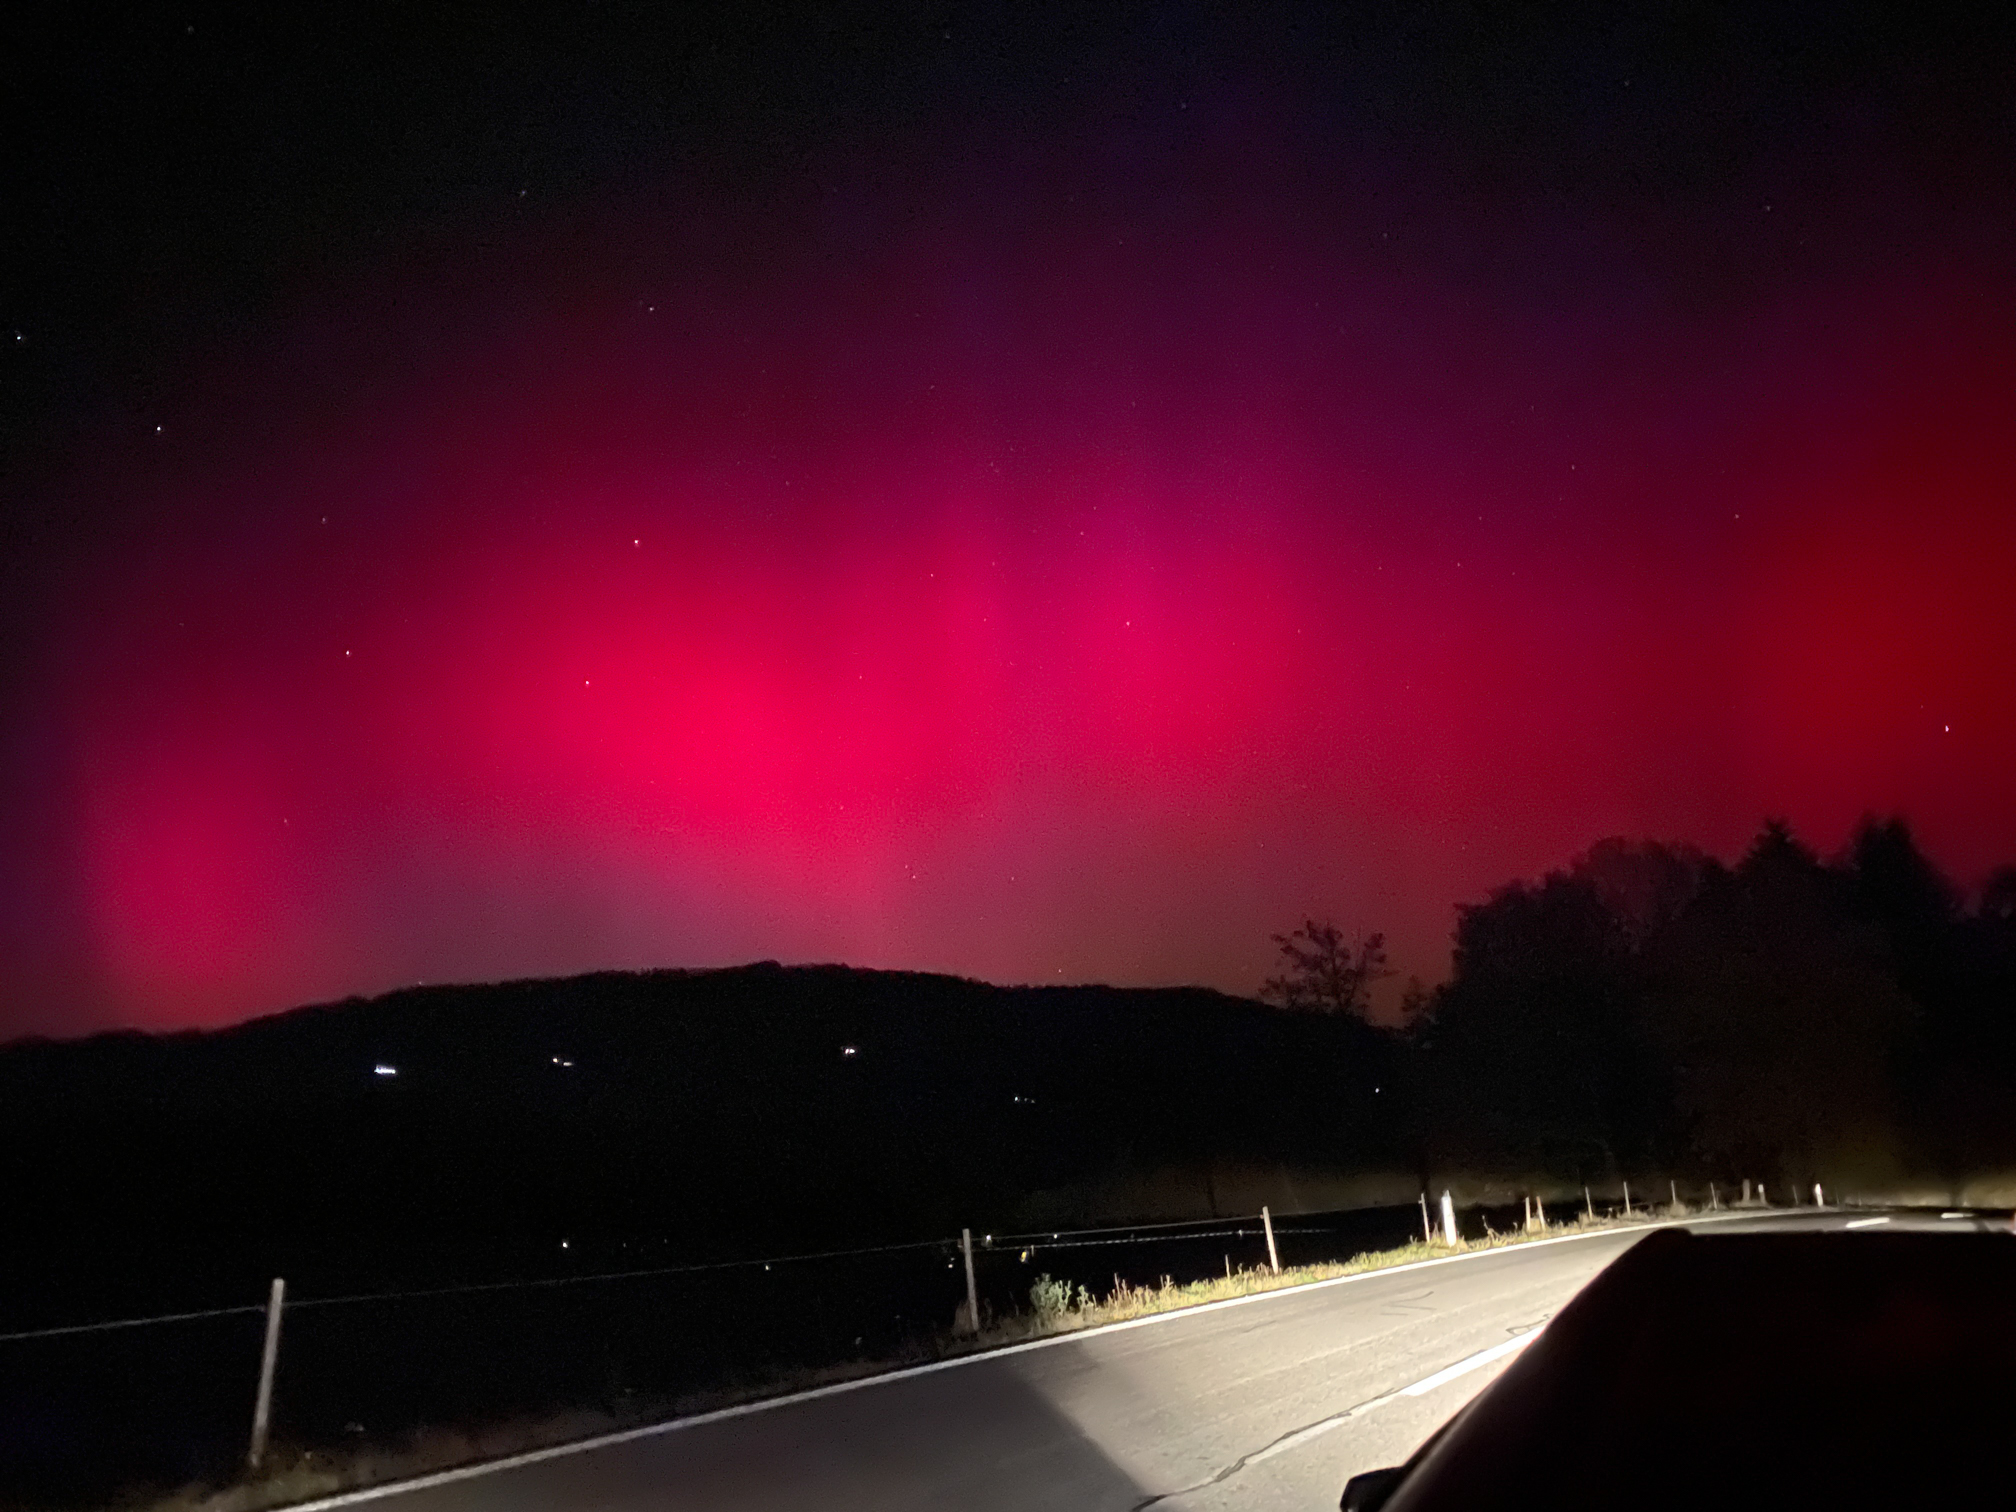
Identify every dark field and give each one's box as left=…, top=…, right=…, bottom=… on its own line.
left=0, top=1200, right=1487, bottom=1507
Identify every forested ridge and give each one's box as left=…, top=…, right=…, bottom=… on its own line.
left=1406, top=818, right=2016, bottom=1192
left=3, top=816, right=2009, bottom=1254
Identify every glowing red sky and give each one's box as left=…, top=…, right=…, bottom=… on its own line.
left=6, top=13, right=2015, bottom=1037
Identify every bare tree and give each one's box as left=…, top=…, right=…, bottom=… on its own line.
left=1260, top=920, right=1391, bottom=1017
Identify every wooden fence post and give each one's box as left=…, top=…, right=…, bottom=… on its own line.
left=960, top=1228, right=980, bottom=1336
left=247, top=1278, right=285, bottom=1471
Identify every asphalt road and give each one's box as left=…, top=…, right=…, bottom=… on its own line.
left=308, top=1209, right=1984, bottom=1512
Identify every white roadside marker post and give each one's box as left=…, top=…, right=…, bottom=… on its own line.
left=1419, top=1192, right=1432, bottom=1245
left=1584, top=1184, right=1594, bottom=1220
left=1535, top=1195, right=1545, bottom=1227
left=1261, top=1206, right=1280, bottom=1274
left=960, top=1228, right=980, bottom=1336
left=1441, top=1189, right=1457, bottom=1246
left=1622, top=1181, right=1633, bottom=1217
left=1814, top=1183, right=1824, bottom=1208
left=248, top=1277, right=285, bottom=1471
left=1670, top=1180, right=1679, bottom=1212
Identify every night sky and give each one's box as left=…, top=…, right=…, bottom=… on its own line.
left=5, top=4, right=2013, bottom=1039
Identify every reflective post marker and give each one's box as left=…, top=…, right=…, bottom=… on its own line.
left=1419, top=1192, right=1432, bottom=1245
left=1261, top=1205, right=1280, bottom=1274
left=1441, top=1189, right=1457, bottom=1246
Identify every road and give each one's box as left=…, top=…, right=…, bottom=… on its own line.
left=304, top=1209, right=1980, bottom=1512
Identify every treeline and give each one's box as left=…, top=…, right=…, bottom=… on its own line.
left=3, top=816, right=2011, bottom=1269
left=1393, top=818, right=2016, bottom=1191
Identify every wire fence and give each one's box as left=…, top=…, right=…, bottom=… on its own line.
left=2, top=1233, right=966, bottom=1507
left=0, top=1188, right=1733, bottom=1506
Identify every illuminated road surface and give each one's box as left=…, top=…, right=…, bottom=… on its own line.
left=305, top=1211, right=1908, bottom=1512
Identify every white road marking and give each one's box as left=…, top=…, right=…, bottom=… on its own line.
left=1401, top=1327, right=1545, bottom=1395
left=1244, top=1403, right=1392, bottom=1465
left=281, top=1214, right=1757, bottom=1512
left=1845, top=1217, right=1890, bottom=1229
left=1221, top=1324, right=1547, bottom=1474
left=1940, top=1212, right=1968, bottom=1219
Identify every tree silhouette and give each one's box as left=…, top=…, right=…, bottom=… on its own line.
left=1640, top=820, right=1915, bottom=1181
left=1417, top=869, right=1664, bottom=1175
left=1259, top=921, right=1390, bottom=1017
left=1266, top=817, right=2016, bottom=1190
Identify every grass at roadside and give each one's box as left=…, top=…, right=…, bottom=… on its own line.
left=114, top=1206, right=1699, bottom=1512
left=971, top=1205, right=1689, bottom=1345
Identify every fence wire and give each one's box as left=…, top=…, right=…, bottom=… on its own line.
left=0, top=1236, right=956, bottom=1342
left=0, top=1199, right=1456, bottom=1505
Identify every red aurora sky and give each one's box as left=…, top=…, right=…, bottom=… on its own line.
left=4, top=8, right=2014, bottom=1037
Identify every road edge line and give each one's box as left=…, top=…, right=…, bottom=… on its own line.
left=277, top=1208, right=1770, bottom=1510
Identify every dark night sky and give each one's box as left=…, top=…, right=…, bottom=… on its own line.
left=4, top=3, right=2013, bottom=1039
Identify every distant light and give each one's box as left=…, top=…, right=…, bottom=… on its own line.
left=842, top=1045, right=858, bottom=1057
left=561, top=1240, right=570, bottom=1249
left=373, top=1064, right=397, bottom=1077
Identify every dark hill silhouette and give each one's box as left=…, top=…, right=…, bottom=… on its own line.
left=0, top=963, right=1400, bottom=1260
